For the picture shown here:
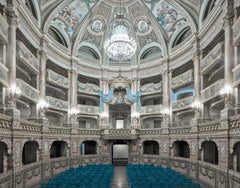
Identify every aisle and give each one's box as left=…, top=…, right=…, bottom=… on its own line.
left=112, top=166, right=129, bottom=188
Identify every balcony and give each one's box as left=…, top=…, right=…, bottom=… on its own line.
left=47, top=69, right=70, bottom=89
left=0, top=63, right=8, bottom=87
left=140, top=82, right=163, bottom=95
left=233, top=65, right=240, bottom=87
left=141, top=104, right=163, bottom=115
left=78, top=104, right=99, bottom=116
left=172, top=69, right=193, bottom=90
left=0, top=14, right=8, bottom=44
left=201, top=42, right=224, bottom=74
left=172, top=96, right=194, bottom=112
left=46, top=96, right=68, bottom=111
left=16, top=41, right=39, bottom=73
left=101, top=129, right=138, bottom=140
left=233, top=16, right=240, bottom=45
left=77, top=82, right=99, bottom=95
left=16, top=79, right=39, bottom=102
left=201, top=79, right=224, bottom=103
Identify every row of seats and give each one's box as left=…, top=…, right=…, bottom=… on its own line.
left=40, top=164, right=114, bottom=188
left=127, top=164, right=201, bottom=188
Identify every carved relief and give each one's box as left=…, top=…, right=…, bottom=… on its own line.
left=141, top=82, right=163, bottom=95
left=201, top=79, right=224, bottom=102
left=172, top=69, right=194, bottom=89
left=47, top=69, right=70, bottom=89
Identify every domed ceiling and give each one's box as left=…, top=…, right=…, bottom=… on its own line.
left=38, top=0, right=200, bottom=63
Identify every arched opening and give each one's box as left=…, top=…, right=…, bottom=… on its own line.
left=0, top=142, right=8, bottom=173
left=233, top=142, right=240, bottom=172
left=143, top=140, right=159, bottom=155
left=172, top=141, right=190, bottom=158
left=202, top=141, right=218, bottom=165
left=81, top=141, right=97, bottom=155
left=112, top=140, right=128, bottom=166
left=50, top=141, right=68, bottom=158
left=22, top=141, right=39, bottom=165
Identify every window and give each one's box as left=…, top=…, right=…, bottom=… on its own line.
left=50, top=141, right=67, bottom=158
left=172, top=141, right=190, bottom=158
left=143, top=141, right=159, bottom=155
left=81, top=141, right=97, bottom=155
left=202, top=141, right=218, bottom=165
left=22, top=141, right=38, bottom=165
left=116, top=119, right=124, bottom=129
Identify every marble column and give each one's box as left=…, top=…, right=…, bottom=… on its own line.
left=0, top=45, right=7, bottom=112
left=162, top=69, right=171, bottom=133
left=221, top=15, right=235, bottom=118
left=69, top=69, right=78, bottom=127
left=131, top=79, right=140, bottom=129
left=100, top=79, right=109, bottom=128
left=38, top=51, right=49, bottom=124
left=5, top=12, right=20, bottom=117
left=234, top=46, right=240, bottom=114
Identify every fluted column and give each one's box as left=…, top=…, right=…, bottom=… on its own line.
left=221, top=14, right=235, bottom=118
left=5, top=11, right=20, bottom=117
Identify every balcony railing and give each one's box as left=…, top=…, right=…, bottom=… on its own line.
left=46, top=96, right=68, bottom=111
left=172, top=96, right=194, bottom=112
left=201, top=42, right=224, bottom=74
left=102, top=129, right=138, bottom=140
left=141, top=104, right=163, bottom=115
left=47, top=69, right=70, bottom=89
left=201, top=79, right=224, bottom=103
left=0, top=63, right=8, bottom=87
left=141, top=82, right=163, bottom=95
left=77, top=82, right=99, bottom=95
left=0, top=13, right=8, bottom=44
left=16, top=41, right=39, bottom=73
left=16, top=79, right=39, bottom=102
left=172, top=69, right=193, bottom=90
left=78, top=104, right=99, bottom=115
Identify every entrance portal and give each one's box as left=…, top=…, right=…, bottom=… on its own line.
left=112, top=140, right=128, bottom=166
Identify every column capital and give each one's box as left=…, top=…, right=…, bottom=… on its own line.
left=6, top=8, right=18, bottom=27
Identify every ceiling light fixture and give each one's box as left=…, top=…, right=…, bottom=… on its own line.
left=104, top=0, right=137, bottom=62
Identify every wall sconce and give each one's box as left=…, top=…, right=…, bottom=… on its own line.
left=100, top=112, right=109, bottom=124
left=131, top=112, right=140, bottom=124
left=9, top=85, right=21, bottom=99
left=37, top=100, right=49, bottom=113
left=220, top=85, right=235, bottom=106
left=69, top=108, right=79, bottom=119
left=191, top=100, right=201, bottom=112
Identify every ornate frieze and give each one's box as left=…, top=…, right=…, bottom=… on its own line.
left=141, top=104, right=163, bottom=115
left=172, top=69, right=193, bottom=89
left=0, top=114, right=12, bottom=130
left=139, top=128, right=163, bottom=136
left=141, top=82, right=163, bottom=95
left=233, top=16, right=240, bottom=45
left=49, top=126, right=71, bottom=135
left=0, top=63, right=8, bottom=87
left=78, top=129, right=101, bottom=136
left=201, top=42, right=224, bottom=74
left=77, top=82, right=99, bottom=95
left=16, top=41, right=39, bottom=73
left=16, top=79, right=39, bottom=102
left=170, top=127, right=191, bottom=134
left=20, top=120, right=42, bottom=132
left=172, top=96, right=194, bottom=111
left=198, top=119, right=221, bottom=132
left=78, top=104, right=99, bottom=115
left=0, top=13, right=8, bottom=44
left=46, top=69, right=70, bottom=89
left=201, top=79, right=224, bottom=102
left=46, top=96, right=68, bottom=111
left=233, top=65, right=240, bottom=87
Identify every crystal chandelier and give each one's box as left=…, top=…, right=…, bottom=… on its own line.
left=104, top=5, right=137, bottom=62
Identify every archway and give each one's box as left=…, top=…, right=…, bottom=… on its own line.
left=112, top=140, right=128, bottom=166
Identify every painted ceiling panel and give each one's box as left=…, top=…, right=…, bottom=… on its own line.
left=50, top=0, right=97, bottom=38
left=144, top=0, right=189, bottom=38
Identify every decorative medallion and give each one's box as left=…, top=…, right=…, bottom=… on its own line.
left=91, top=19, right=104, bottom=33
left=137, top=20, right=149, bottom=33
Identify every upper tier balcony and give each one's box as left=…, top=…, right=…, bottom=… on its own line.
left=141, top=104, right=163, bottom=115
left=172, top=96, right=194, bottom=112
left=46, top=69, right=70, bottom=89
left=16, top=41, right=39, bottom=73
left=172, top=69, right=193, bottom=90
left=201, top=79, right=224, bottom=103
left=140, top=82, right=163, bottom=96
left=78, top=104, right=99, bottom=116
left=101, top=129, right=138, bottom=140
left=16, top=79, right=39, bottom=102
left=0, top=14, right=8, bottom=44
left=201, top=42, right=224, bottom=74
left=0, top=63, right=8, bottom=87
left=46, top=96, right=68, bottom=111
left=77, top=82, right=99, bottom=95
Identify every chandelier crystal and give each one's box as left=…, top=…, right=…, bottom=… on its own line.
left=104, top=15, right=137, bottom=62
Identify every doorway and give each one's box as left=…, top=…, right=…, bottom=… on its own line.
left=112, top=140, right=128, bottom=166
